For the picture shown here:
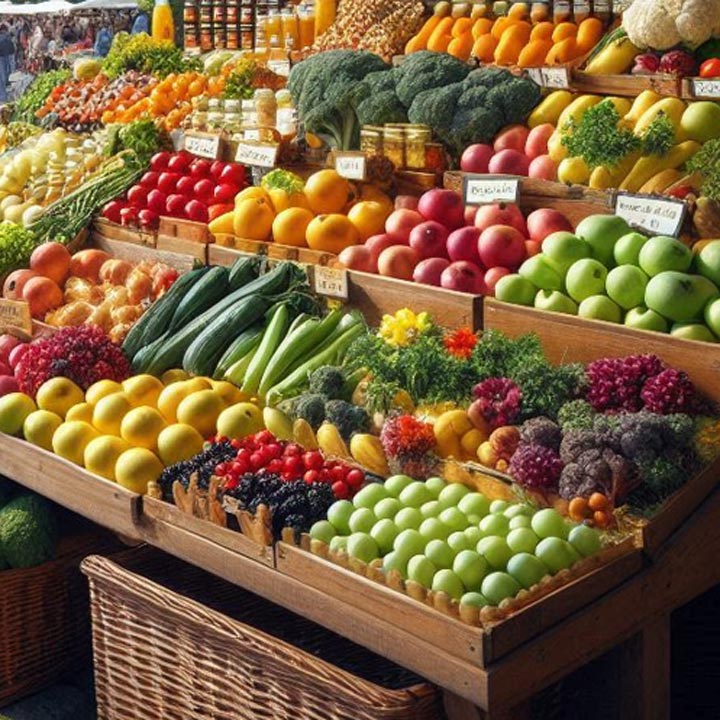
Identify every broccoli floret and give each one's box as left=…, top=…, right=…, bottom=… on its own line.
left=356, top=90, right=408, bottom=127
left=0, top=493, right=57, bottom=569
left=393, top=51, right=470, bottom=108
left=557, top=400, right=596, bottom=432
left=455, top=85, right=489, bottom=114
left=309, top=366, right=346, bottom=400
left=520, top=417, right=562, bottom=451
left=444, top=105, right=505, bottom=157
left=463, top=66, right=514, bottom=89
left=289, top=393, right=328, bottom=431
left=364, top=69, right=397, bottom=93
left=324, top=399, right=369, bottom=441
left=408, top=83, right=465, bottom=133
left=486, top=77, right=543, bottom=126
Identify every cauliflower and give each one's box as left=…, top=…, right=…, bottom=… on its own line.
left=623, top=0, right=720, bottom=50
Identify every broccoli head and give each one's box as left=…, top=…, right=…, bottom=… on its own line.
left=325, top=399, right=369, bottom=441
left=0, top=493, right=57, bottom=569
left=393, top=51, right=470, bottom=108
left=364, top=69, right=397, bottom=94
left=407, top=83, right=465, bottom=134
left=486, top=77, right=543, bottom=126
left=463, top=66, right=515, bottom=89
left=309, top=366, right=346, bottom=400
left=356, top=90, right=408, bottom=127
left=443, top=105, right=504, bottom=158
left=288, top=393, right=327, bottom=431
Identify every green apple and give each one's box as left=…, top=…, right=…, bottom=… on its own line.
left=568, top=525, right=601, bottom=557
left=489, top=500, right=509, bottom=514
left=460, top=591, right=489, bottom=608
left=534, top=537, right=575, bottom=572
left=432, top=569, right=465, bottom=599
left=507, top=552, right=549, bottom=589
left=464, top=527, right=482, bottom=546
left=425, top=539, right=455, bottom=569
left=476, top=536, right=513, bottom=570
left=531, top=508, right=567, bottom=539
left=453, top=550, right=488, bottom=591
left=565, top=258, right=608, bottom=302
left=424, top=476, right=446, bottom=498
left=495, top=274, right=538, bottom=306
left=383, top=474, right=414, bottom=497
left=347, top=532, right=380, bottom=564
left=670, top=323, right=717, bottom=343
left=353, top=483, right=388, bottom=509
left=695, top=240, right=720, bottom=286
left=680, top=101, right=720, bottom=143
left=704, top=297, right=720, bottom=338
left=448, top=531, right=471, bottom=553
left=542, top=232, right=592, bottom=275
left=439, top=506, right=469, bottom=531
left=419, top=517, right=451, bottom=541
left=614, top=231, right=648, bottom=266
left=374, top=497, right=401, bottom=520
left=458, top=492, right=490, bottom=518
left=370, top=519, right=400, bottom=553
left=481, top=571, right=521, bottom=605
left=646, top=271, right=720, bottom=323
left=479, top=513, right=509, bottom=537
left=509, top=515, right=531, bottom=530
left=309, top=520, right=336, bottom=544
left=578, top=295, right=622, bottom=323
left=534, top=289, right=578, bottom=315
left=605, top=265, right=649, bottom=310
left=420, top=500, right=441, bottom=518
left=329, top=535, right=348, bottom=553
left=575, top=214, right=630, bottom=268
left=438, top=483, right=470, bottom=510
left=519, top=255, right=564, bottom=291
left=393, top=529, right=426, bottom=560
left=624, top=305, right=669, bottom=333
left=399, top=481, right=433, bottom=508
left=638, top=235, right=692, bottom=277
left=507, top=527, right=540, bottom=554
left=407, top=555, right=437, bottom=588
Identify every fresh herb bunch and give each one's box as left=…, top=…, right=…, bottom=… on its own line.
left=561, top=100, right=641, bottom=169
left=103, top=32, right=200, bottom=79
left=0, top=224, right=38, bottom=277
left=222, top=58, right=286, bottom=100
left=688, top=138, right=720, bottom=201
left=641, top=111, right=675, bottom=157
left=104, top=120, right=168, bottom=159
left=11, top=70, right=71, bottom=125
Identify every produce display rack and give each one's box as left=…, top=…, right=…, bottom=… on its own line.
left=156, top=216, right=212, bottom=263
left=209, top=234, right=337, bottom=266
left=90, top=232, right=199, bottom=273
left=92, top=217, right=157, bottom=248
left=569, top=68, right=682, bottom=98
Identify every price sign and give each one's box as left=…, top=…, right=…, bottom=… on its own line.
left=614, top=193, right=687, bottom=237
left=526, top=68, right=543, bottom=85
left=235, top=141, right=279, bottom=168
left=463, top=175, right=521, bottom=205
left=334, top=152, right=367, bottom=181
left=691, top=79, right=720, bottom=98
left=314, top=266, right=349, bottom=300
left=540, top=66, right=571, bottom=89
left=268, top=59, right=291, bottom=77
left=0, top=299, right=31, bottom=335
left=183, top=132, right=221, bottom=159
left=243, top=128, right=261, bottom=141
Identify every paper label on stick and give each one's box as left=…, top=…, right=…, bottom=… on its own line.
left=183, top=132, right=221, bottom=160
left=541, top=66, right=571, bottom=89
left=614, top=193, right=686, bottom=237
left=334, top=152, right=367, bottom=181
left=268, top=59, right=291, bottom=76
left=691, top=79, right=720, bottom=98
left=463, top=175, right=520, bottom=205
left=314, top=266, right=348, bottom=300
left=235, top=141, right=279, bottom=168
left=0, top=299, right=32, bottom=334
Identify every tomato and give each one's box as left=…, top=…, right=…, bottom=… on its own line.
left=138, top=208, right=159, bottom=230
left=700, top=58, right=720, bottom=78
left=190, top=159, right=212, bottom=177
left=140, top=171, right=160, bottom=188
left=166, top=194, right=190, bottom=217
left=157, top=172, right=180, bottom=195
left=168, top=154, right=192, bottom=173
left=210, top=160, right=226, bottom=179
left=213, top=183, right=240, bottom=204
left=186, top=200, right=209, bottom=223
left=101, top=200, right=124, bottom=224
left=146, top=189, right=167, bottom=214
left=176, top=176, right=197, bottom=195
left=193, top=178, right=215, bottom=200
left=219, top=164, right=246, bottom=186
left=127, top=184, right=149, bottom=208
left=208, top=203, right=233, bottom=222
left=150, top=151, right=172, bottom=171
left=120, top=206, right=138, bottom=227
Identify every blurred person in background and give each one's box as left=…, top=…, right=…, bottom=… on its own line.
left=0, top=24, right=15, bottom=102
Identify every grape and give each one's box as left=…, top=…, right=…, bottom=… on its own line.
left=531, top=508, right=568, bottom=539
left=349, top=508, right=376, bottom=534
left=463, top=527, right=482, bottom=545
left=477, top=536, right=513, bottom=570
left=384, top=474, right=414, bottom=497
left=393, top=529, right=425, bottom=560
left=479, top=514, right=510, bottom=538
left=438, top=483, right=470, bottom=510
left=347, top=533, right=380, bottom=564
left=425, top=476, right=446, bottom=498
left=466, top=514, right=482, bottom=525
left=420, top=500, right=441, bottom=518
left=507, top=527, right=540, bottom=554
left=419, top=517, right=450, bottom=542
left=432, top=569, right=465, bottom=599
left=424, top=539, right=455, bottom=569
left=458, top=492, right=490, bottom=518
left=509, top=515, right=532, bottom=530
left=453, top=550, right=488, bottom=591
left=327, top=500, right=354, bottom=534
left=394, top=507, right=423, bottom=531
left=353, top=483, right=388, bottom=510
left=370, top=518, right=400, bottom=554
left=490, top=499, right=509, bottom=514
left=399, top=481, right=433, bottom=508
left=460, top=591, right=489, bottom=608
left=507, top=552, right=548, bottom=589
left=503, top=503, right=533, bottom=519
left=439, top=507, right=469, bottom=532
left=309, top=520, right=336, bottom=544
left=568, top=524, right=601, bottom=557
left=535, top=537, right=574, bottom=572
left=374, top=497, right=401, bottom=520
left=481, top=572, right=521, bottom=605
left=382, top=551, right=408, bottom=578
left=329, top=535, right=348, bottom=553
left=407, top=555, right=437, bottom=588
left=448, top=531, right=471, bottom=553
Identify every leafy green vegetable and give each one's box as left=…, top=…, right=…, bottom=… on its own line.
left=0, top=224, right=39, bottom=277
left=688, top=138, right=720, bottom=201
left=641, top=111, right=675, bottom=157
left=11, top=70, right=71, bottom=125
left=105, top=120, right=166, bottom=159
left=103, top=32, right=200, bottom=79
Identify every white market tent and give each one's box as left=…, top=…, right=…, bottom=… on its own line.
left=74, top=0, right=138, bottom=8
left=0, top=0, right=74, bottom=13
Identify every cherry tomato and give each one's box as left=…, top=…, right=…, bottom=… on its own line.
left=284, top=443, right=303, bottom=457
left=264, top=443, right=283, bottom=460
left=215, top=463, right=228, bottom=476
left=346, top=468, right=365, bottom=489
left=231, top=461, right=246, bottom=476
left=267, top=459, right=283, bottom=474
left=303, top=469, right=320, bottom=484
left=284, top=455, right=304, bottom=475
left=249, top=452, right=265, bottom=471
left=331, top=465, right=348, bottom=483
left=255, top=430, right=275, bottom=445
left=332, top=481, right=350, bottom=499
left=700, top=58, right=720, bottom=78
left=101, top=199, right=125, bottom=223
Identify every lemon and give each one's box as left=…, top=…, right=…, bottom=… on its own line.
left=36, top=377, right=84, bottom=419
left=217, top=403, right=264, bottom=441
left=66, top=402, right=94, bottom=424
left=92, top=392, right=133, bottom=436
left=115, top=448, right=164, bottom=494
left=0, top=393, right=37, bottom=435
left=23, top=409, right=62, bottom=451
left=84, top=435, right=130, bottom=481
left=85, top=379, right=123, bottom=406
left=184, top=377, right=213, bottom=393
left=157, top=423, right=205, bottom=466
left=157, top=381, right=195, bottom=424
left=120, top=406, right=167, bottom=450
left=122, top=374, right=165, bottom=408
left=209, top=380, right=247, bottom=406
left=52, top=421, right=99, bottom=466
left=176, top=389, right=225, bottom=438
left=161, top=368, right=189, bottom=386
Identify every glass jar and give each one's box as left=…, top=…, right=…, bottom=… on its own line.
left=298, top=3, right=314, bottom=48
left=212, top=0, right=225, bottom=24
left=191, top=110, right=207, bottom=130
left=241, top=98, right=256, bottom=125
left=184, top=0, right=198, bottom=24
left=199, top=0, right=212, bottom=23
left=254, top=88, right=277, bottom=128
left=572, top=0, right=591, bottom=22
left=405, top=126, right=430, bottom=169
left=200, top=22, right=213, bottom=50
left=552, top=0, right=572, bottom=23
left=382, top=127, right=405, bottom=168
left=226, top=26, right=239, bottom=48
left=184, top=23, right=199, bottom=48
left=360, top=126, right=383, bottom=156
left=223, top=99, right=242, bottom=132
left=530, top=1, right=550, bottom=21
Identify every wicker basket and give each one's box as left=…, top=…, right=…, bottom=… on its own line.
left=0, top=529, right=119, bottom=707
left=82, top=546, right=445, bottom=720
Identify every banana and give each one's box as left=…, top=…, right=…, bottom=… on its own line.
left=638, top=169, right=685, bottom=195
left=527, top=90, right=574, bottom=128
left=350, top=434, right=390, bottom=476
left=633, top=98, right=687, bottom=140
left=316, top=422, right=351, bottom=459
left=619, top=141, right=701, bottom=193
left=262, top=407, right=294, bottom=442
left=623, top=90, right=663, bottom=128
left=293, top=418, right=318, bottom=450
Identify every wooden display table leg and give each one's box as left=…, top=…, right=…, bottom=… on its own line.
left=443, top=691, right=530, bottom=720
left=617, top=614, right=671, bottom=720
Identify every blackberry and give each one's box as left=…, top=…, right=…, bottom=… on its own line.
left=282, top=513, right=310, bottom=540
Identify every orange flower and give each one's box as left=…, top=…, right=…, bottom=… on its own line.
left=444, top=327, right=478, bottom=359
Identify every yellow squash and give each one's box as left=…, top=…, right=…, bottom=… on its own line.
left=619, top=141, right=701, bottom=192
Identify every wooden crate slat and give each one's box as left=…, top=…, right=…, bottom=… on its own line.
left=92, top=234, right=197, bottom=273
left=92, top=218, right=157, bottom=247
left=155, top=235, right=209, bottom=263
left=570, top=70, right=681, bottom=98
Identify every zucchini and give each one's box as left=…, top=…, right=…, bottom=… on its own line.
left=214, top=324, right=264, bottom=379
left=224, top=344, right=260, bottom=386
left=166, top=265, right=230, bottom=335
left=228, top=255, right=264, bottom=289
left=131, top=331, right=169, bottom=374
left=122, top=267, right=209, bottom=360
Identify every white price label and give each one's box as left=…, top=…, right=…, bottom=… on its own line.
left=691, top=78, right=720, bottom=98
left=334, top=152, right=367, bottom=181
left=540, top=66, right=571, bottom=89
left=526, top=67, right=543, bottom=85
left=614, top=194, right=687, bottom=237
left=235, top=141, right=279, bottom=168
left=314, top=266, right=349, bottom=300
left=0, top=299, right=31, bottom=335
left=463, top=175, right=520, bottom=205
left=268, top=59, right=291, bottom=76
left=183, top=132, right=221, bottom=159
left=243, top=128, right=261, bottom=141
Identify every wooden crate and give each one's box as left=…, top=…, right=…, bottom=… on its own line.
left=91, top=234, right=198, bottom=273
left=570, top=69, right=682, bottom=98
left=210, top=235, right=336, bottom=266
left=0, top=434, right=142, bottom=540
left=156, top=216, right=211, bottom=262
left=92, top=218, right=157, bottom=248
left=681, top=77, right=720, bottom=100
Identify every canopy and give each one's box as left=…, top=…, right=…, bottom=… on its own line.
left=0, top=0, right=74, bottom=14
left=73, top=0, right=138, bottom=8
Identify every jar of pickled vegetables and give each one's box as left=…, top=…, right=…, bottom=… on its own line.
left=360, top=126, right=383, bottom=156
left=254, top=88, right=277, bottom=128
left=405, top=126, right=430, bottom=169
left=382, top=127, right=405, bottom=168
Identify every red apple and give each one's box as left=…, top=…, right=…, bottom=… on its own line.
left=147, top=189, right=167, bottom=214
left=525, top=239, right=542, bottom=257
left=413, top=257, right=450, bottom=286
left=447, top=226, right=482, bottom=264
left=488, top=149, right=530, bottom=177
left=440, top=261, right=486, bottom=294
left=377, top=246, right=419, bottom=280
left=409, top=221, right=449, bottom=260
left=0, top=375, right=18, bottom=397
left=526, top=208, right=574, bottom=243
left=460, top=143, right=494, bottom=173
left=484, top=267, right=511, bottom=295
left=157, top=172, right=181, bottom=194
left=0, top=334, right=23, bottom=364
left=493, top=125, right=530, bottom=153
left=385, top=209, right=422, bottom=243
left=524, top=124, right=555, bottom=160
left=394, top=195, right=419, bottom=211
left=338, top=245, right=377, bottom=273
left=194, top=178, right=215, bottom=200
left=175, top=176, right=197, bottom=196
left=417, top=189, right=464, bottom=229
left=528, top=155, right=558, bottom=181
left=365, top=234, right=397, bottom=261
left=474, top=203, right=527, bottom=235
left=464, top=206, right=478, bottom=225
left=478, top=225, right=527, bottom=269
left=8, top=343, right=28, bottom=370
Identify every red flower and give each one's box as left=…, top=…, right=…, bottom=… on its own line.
left=444, top=327, right=478, bottom=359
left=381, top=414, right=435, bottom=458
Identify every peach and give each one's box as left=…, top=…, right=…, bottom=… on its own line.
left=338, top=245, right=377, bottom=273
left=3, top=269, right=37, bottom=300
left=29, top=242, right=72, bottom=285
left=69, top=249, right=111, bottom=283
left=22, top=276, right=63, bottom=318
left=528, top=155, right=558, bottom=181
left=524, top=123, right=555, bottom=160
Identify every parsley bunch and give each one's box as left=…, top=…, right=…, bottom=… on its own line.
left=688, top=138, right=720, bottom=201
left=641, top=112, right=676, bottom=157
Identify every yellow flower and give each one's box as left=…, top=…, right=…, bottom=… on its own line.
left=377, top=308, right=434, bottom=347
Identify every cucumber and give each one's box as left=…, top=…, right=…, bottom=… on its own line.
left=213, top=324, right=264, bottom=379
left=166, top=265, right=230, bottom=335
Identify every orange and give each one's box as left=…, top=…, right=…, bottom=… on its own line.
left=472, top=33, right=497, bottom=62
left=303, top=169, right=351, bottom=214
left=347, top=201, right=390, bottom=241
left=358, top=184, right=392, bottom=212
left=232, top=198, right=275, bottom=241
left=272, top=208, right=314, bottom=247
left=551, top=21, right=577, bottom=43
left=305, top=214, right=360, bottom=254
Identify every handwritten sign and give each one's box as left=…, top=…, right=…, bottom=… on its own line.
left=183, top=132, right=221, bottom=160
left=314, top=266, right=349, bottom=300
left=463, top=175, right=520, bottom=205
left=334, top=152, right=367, bottom=181
left=691, top=79, right=720, bottom=99
left=526, top=67, right=570, bottom=89
left=235, top=141, right=279, bottom=168
left=0, top=299, right=31, bottom=334
left=243, top=128, right=261, bottom=141
left=268, top=59, right=291, bottom=77
left=614, top=193, right=686, bottom=237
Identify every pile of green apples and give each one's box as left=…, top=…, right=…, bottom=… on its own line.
left=495, top=214, right=720, bottom=343
left=309, top=475, right=601, bottom=609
